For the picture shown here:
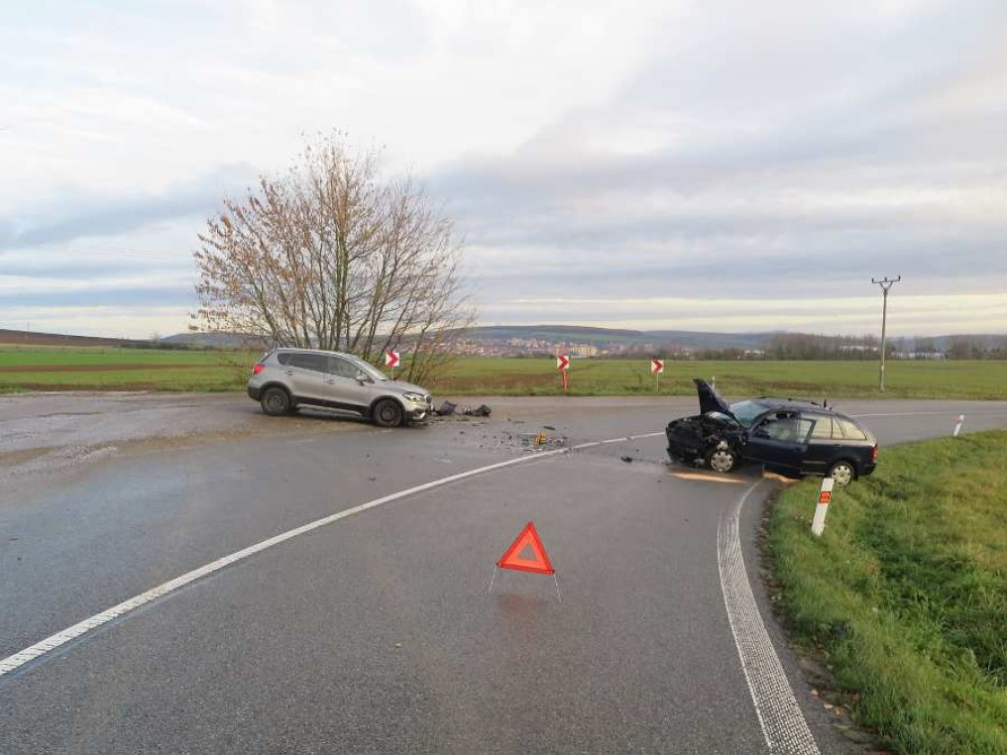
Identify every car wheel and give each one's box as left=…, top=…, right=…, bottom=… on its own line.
left=827, top=460, right=856, bottom=486
left=706, top=446, right=737, bottom=474
left=260, top=387, right=291, bottom=417
left=372, top=399, right=404, bottom=428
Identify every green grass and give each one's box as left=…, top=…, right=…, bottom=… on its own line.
left=429, top=358, right=1007, bottom=400
left=0, top=346, right=227, bottom=366
left=0, top=349, right=1004, bottom=398
left=767, top=431, right=1007, bottom=754
left=0, top=347, right=254, bottom=392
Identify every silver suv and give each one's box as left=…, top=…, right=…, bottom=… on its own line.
left=247, top=348, right=433, bottom=427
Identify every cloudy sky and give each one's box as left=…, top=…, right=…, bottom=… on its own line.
left=2, top=0, right=1005, bottom=338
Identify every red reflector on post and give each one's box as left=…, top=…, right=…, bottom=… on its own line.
left=252, top=364, right=264, bottom=375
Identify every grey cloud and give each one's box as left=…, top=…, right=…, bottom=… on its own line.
left=467, top=229, right=1004, bottom=302
left=1, top=164, right=257, bottom=251
left=0, top=286, right=192, bottom=309
left=429, top=1, right=1007, bottom=309
left=0, top=253, right=191, bottom=279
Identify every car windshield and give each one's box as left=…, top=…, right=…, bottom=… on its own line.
left=727, top=400, right=767, bottom=427
left=346, top=355, right=388, bottom=382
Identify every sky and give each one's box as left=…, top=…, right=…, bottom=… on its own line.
left=2, top=0, right=1005, bottom=339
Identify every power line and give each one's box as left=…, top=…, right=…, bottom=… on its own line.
left=871, top=275, right=901, bottom=392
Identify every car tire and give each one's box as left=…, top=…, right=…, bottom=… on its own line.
left=372, top=399, right=404, bottom=428
left=260, top=386, right=291, bottom=417
left=827, top=460, right=856, bottom=486
left=706, top=446, right=737, bottom=474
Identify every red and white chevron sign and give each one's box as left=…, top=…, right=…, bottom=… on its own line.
left=385, top=350, right=400, bottom=368
left=556, top=354, right=570, bottom=371
left=651, top=358, right=664, bottom=374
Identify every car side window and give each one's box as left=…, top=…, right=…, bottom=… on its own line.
left=287, top=353, right=326, bottom=372
left=327, top=357, right=358, bottom=379
left=809, top=417, right=834, bottom=439
left=836, top=418, right=868, bottom=441
left=759, top=415, right=813, bottom=442
left=276, top=353, right=291, bottom=366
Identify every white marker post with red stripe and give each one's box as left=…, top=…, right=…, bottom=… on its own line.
left=953, top=414, right=965, bottom=437
left=811, top=478, right=834, bottom=536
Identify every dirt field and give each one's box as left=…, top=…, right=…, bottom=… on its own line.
left=0, top=329, right=147, bottom=348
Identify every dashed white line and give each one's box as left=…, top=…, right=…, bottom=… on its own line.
left=718, top=480, right=820, bottom=754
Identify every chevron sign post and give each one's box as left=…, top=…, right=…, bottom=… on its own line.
left=556, top=354, right=570, bottom=394
left=385, top=350, right=400, bottom=372
left=651, top=358, right=664, bottom=392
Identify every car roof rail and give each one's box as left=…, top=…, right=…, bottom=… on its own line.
left=759, top=395, right=831, bottom=409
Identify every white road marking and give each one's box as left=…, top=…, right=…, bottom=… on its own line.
left=1, top=447, right=573, bottom=680
left=1, top=429, right=666, bottom=680
left=718, top=481, right=820, bottom=754
left=852, top=409, right=1007, bottom=418
left=572, top=431, right=663, bottom=450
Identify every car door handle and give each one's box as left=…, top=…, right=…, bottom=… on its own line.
left=285, top=370, right=294, bottom=376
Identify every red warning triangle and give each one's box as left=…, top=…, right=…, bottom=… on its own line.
left=496, top=522, right=555, bottom=575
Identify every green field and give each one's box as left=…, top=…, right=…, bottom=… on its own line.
left=767, top=431, right=1007, bottom=753
left=0, top=346, right=252, bottom=392
left=431, top=358, right=1007, bottom=399
left=0, top=347, right=1005, bottom=399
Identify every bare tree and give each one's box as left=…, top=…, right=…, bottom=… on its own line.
left=194, top=135, right=475, bottom=384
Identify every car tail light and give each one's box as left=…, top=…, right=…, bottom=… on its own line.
left=871, top=444, right=878, bottom=462
left=252, top=364, right=265, bottom=375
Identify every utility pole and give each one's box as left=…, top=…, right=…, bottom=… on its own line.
left=871, top=276, right=901, bottom=392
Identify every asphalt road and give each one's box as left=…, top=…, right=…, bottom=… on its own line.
left=2, top=392, right=1006, bottom=754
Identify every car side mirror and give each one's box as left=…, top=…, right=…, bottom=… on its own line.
left=356, top=372, right=373, bottom=385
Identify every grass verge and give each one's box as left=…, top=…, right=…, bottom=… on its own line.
left=766, top=430, right=1007, bottom=754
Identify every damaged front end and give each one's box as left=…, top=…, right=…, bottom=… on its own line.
left=665, top=413, right=743, bottom=469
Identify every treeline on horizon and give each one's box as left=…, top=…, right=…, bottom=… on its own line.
left=675, top=333, right=1007, bottom=361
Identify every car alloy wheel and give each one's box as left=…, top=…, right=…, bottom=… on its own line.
left=828, top=461, right=855, bottom=486
left=707, top=447, right=737, bottom=474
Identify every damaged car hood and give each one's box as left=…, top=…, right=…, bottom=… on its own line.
left=694, top=378, right=733, bottom=418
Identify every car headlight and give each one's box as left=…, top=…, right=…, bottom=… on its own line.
left=403, top=392, right=426, bottom=403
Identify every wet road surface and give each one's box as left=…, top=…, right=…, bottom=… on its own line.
left=2, top=392, right=1007, bottom=753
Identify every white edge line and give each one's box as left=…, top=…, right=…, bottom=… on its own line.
left=1, top=429, right=666, bottom=680
left=718, top=480, right=820, bottom=754
left=852, top=409, right=1007, bottom=418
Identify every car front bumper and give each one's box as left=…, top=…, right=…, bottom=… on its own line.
left=403, top=398, right=434, bottom=423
